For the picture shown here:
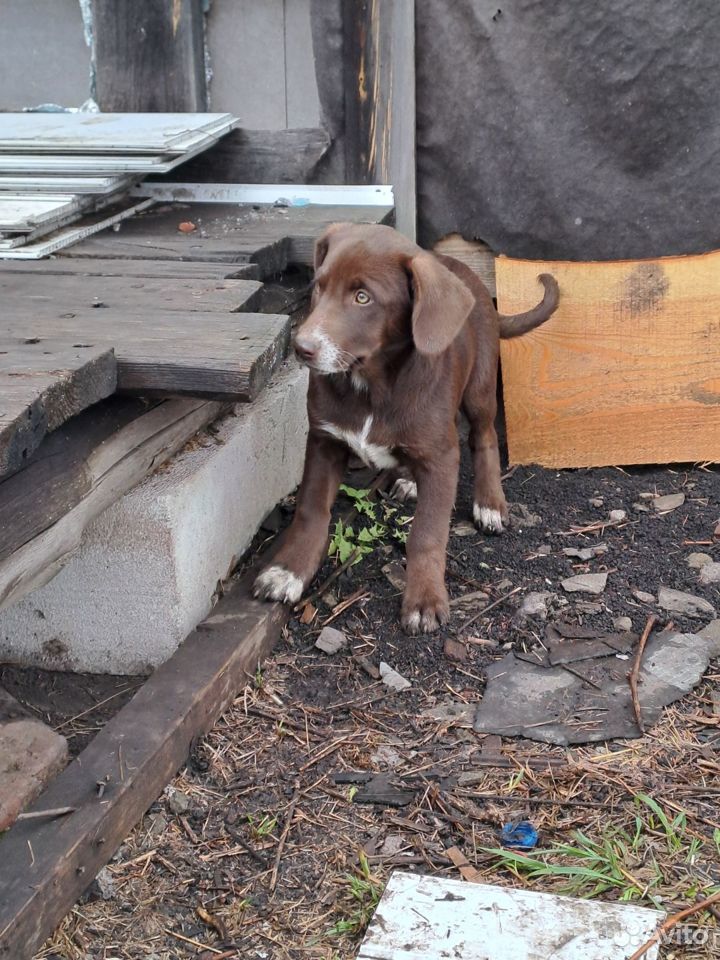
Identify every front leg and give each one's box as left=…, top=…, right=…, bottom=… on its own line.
left=254, top=431, right=348, bottom=604
left=401, top=441, right=460, bottom=635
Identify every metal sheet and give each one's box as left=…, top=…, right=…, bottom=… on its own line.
left=0, top=113, right=238, bottom=155
left=132, top=183, right=396, bottom=206
left=0, top=174, right=135, bottom=195
left=0, top=198, right=155, bottom=260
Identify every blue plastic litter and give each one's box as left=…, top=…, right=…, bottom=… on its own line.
left=501, top=820, right=538, bottom=849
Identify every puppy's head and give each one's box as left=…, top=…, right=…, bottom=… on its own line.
left=294, top=223, right=474, bottom=377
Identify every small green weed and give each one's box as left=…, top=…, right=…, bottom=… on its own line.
left=247, top=813, right=277, bottom=839
left=327, top=851, right=384, bottom=939
left=328, top=486, right=412, bottom=564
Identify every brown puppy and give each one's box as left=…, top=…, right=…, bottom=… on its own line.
left=254, top=223, right=558, bottom=634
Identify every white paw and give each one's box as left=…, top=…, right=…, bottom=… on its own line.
left=474, top=504, right=505, bottom=535
left=253, top=565, right=304, bottom=604
left=391, top=478, right=418, bottom=502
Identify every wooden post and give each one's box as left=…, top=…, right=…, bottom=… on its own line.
left=343, top=0, right=416, bottom=239
left=92, top=0, right=208, bottom=112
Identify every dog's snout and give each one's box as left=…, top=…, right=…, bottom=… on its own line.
left=294, top=334, right=317, bottom=363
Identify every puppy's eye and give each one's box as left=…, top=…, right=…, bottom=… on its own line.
left=354, top=289, right=371, bottom=305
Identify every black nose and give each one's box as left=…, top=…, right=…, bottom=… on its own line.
left=294, top=335, right=317, bottom=362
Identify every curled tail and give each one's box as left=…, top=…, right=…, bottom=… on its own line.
left=499, top=273, right=559, bottom=339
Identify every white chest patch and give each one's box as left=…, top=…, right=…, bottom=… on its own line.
left=320, top=416, right=398, bottom=469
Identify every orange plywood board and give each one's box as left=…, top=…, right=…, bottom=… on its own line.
left=497, top=251, right=720, bottom=468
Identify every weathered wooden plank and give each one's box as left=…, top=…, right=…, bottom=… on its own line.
left=93, top=0, right=207, bottom=111
left=0, top=577, right=287, bottom=960
left=343, top=0, right=416, bottom=239
left=1, top=312, right=291, bottom=400
left=433, top=234, right=497, bottom=299
left=168, top=127, right=331, bottom=184
left=0, top=397, right=228, bottom=610
left=0, top=274, right=264, bottom=315
left=0, top=344, right=116, bottom=478
left=0, top=258, right=261, bottom=281
left=0, top=398, right=156, bottom=563
left=61, top=202, right=394, bottom=271
left=498, top=250, right=720, bottom=467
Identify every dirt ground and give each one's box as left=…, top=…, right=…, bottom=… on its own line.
left=36, top=450, right=720, bottom=960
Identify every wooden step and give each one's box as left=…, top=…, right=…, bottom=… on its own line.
left=0, top=257, right=260, bottom=280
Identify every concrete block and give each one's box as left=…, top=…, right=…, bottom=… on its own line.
left=0, top=363, right=309, bottom=675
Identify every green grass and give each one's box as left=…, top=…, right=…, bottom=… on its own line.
left=326, top=851, right=384, bottom=939
left=484, top=793, right=720, bottom=910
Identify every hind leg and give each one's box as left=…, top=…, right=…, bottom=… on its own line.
left=462, top=375, right=508, bottom=535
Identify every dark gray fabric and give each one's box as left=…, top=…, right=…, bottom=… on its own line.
left=415, top=0, right=720, bottom=259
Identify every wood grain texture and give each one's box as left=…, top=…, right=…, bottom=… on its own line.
left=0, top=258, right=261, bottom=281
left=0, top=575, right=287, bottom=960
left=92, top=0, right=207, bottom=111
left=170, top=127, right=331, bottom=184
left=0, top=311, right=291, bottom=400
left=433, top=234, right=496, bottom=298
left=497, top=251, right=720, bottom=467
left=0, top=344, right=116, bottom=478
left=0, top=274, right=264, bottom=315
left=0, top=397, right=227, bottom=610
left=344, top=0, right=416, bottom=238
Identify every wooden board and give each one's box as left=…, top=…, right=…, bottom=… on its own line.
left=344, top=0, right=416, bottom=239
left=0, top=274, right=264, bottom=315
left=0, top=311, right=291, bottom=399
left=497, top=251, right=720, bottom=467
left=0, top=397, right=227, bottom=610
left=0, top=258, right=260, bottom=281
left=93, top=0, right=207, bottom=112
left=0, top=576, right=288, bottom=960
left=434, top=234, right=496, bottom=298
left=170, top=127, right=331, bottom=184
left=0, top=343, right=116, bottom=478
left=61, top=202, right=394, bottom=272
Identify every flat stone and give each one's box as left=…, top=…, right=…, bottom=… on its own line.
left=613, top=616, right=633, bottom=632
left=0, top=713, right=68, bottom=831
left=519, top=591, right=553, bottom=618
left=589, top=497, right=604, bottom=507
left=563, top=544, right=608, bottom=561
left=609, top=509, right=627, bottom=522
left=167, top=788, right=191, bottom=816
left=379, top=662, right=411, bottom=692
left=632, top=502, right=650, bottom=513
left=449, top=589, right=489, bottom=608
left=699, top=562, right=720, bottom=585
left=444, top=637, right=468, bottom=662
left=509, top=503, right=543, bottom=528
left=699, top=620, right=720, bottom=657
left=537, top=544, right=552, bottom=556
left=632, top=589, right=656, bottom=604
left=452, top=521, right=477, bottom=537
left=561, top=572, right=608, bottom=595
left=315, top=626, right=348, bottom=655
left=653, top=492, right=685, bottom=512
left=371, top=744, right=403, bottom=769
left=687, top=552, right=713, bottom=570
left=657, top=587, right=716, bottom=618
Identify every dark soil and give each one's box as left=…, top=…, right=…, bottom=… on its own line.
left=39, top=452, right=720, bottom=960
left=0, top=665, right=141, bottom=755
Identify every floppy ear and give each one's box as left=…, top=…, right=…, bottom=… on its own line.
left=407, top=252, right=475, bottom=354
left=314, top=222, right=354, bottom=270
